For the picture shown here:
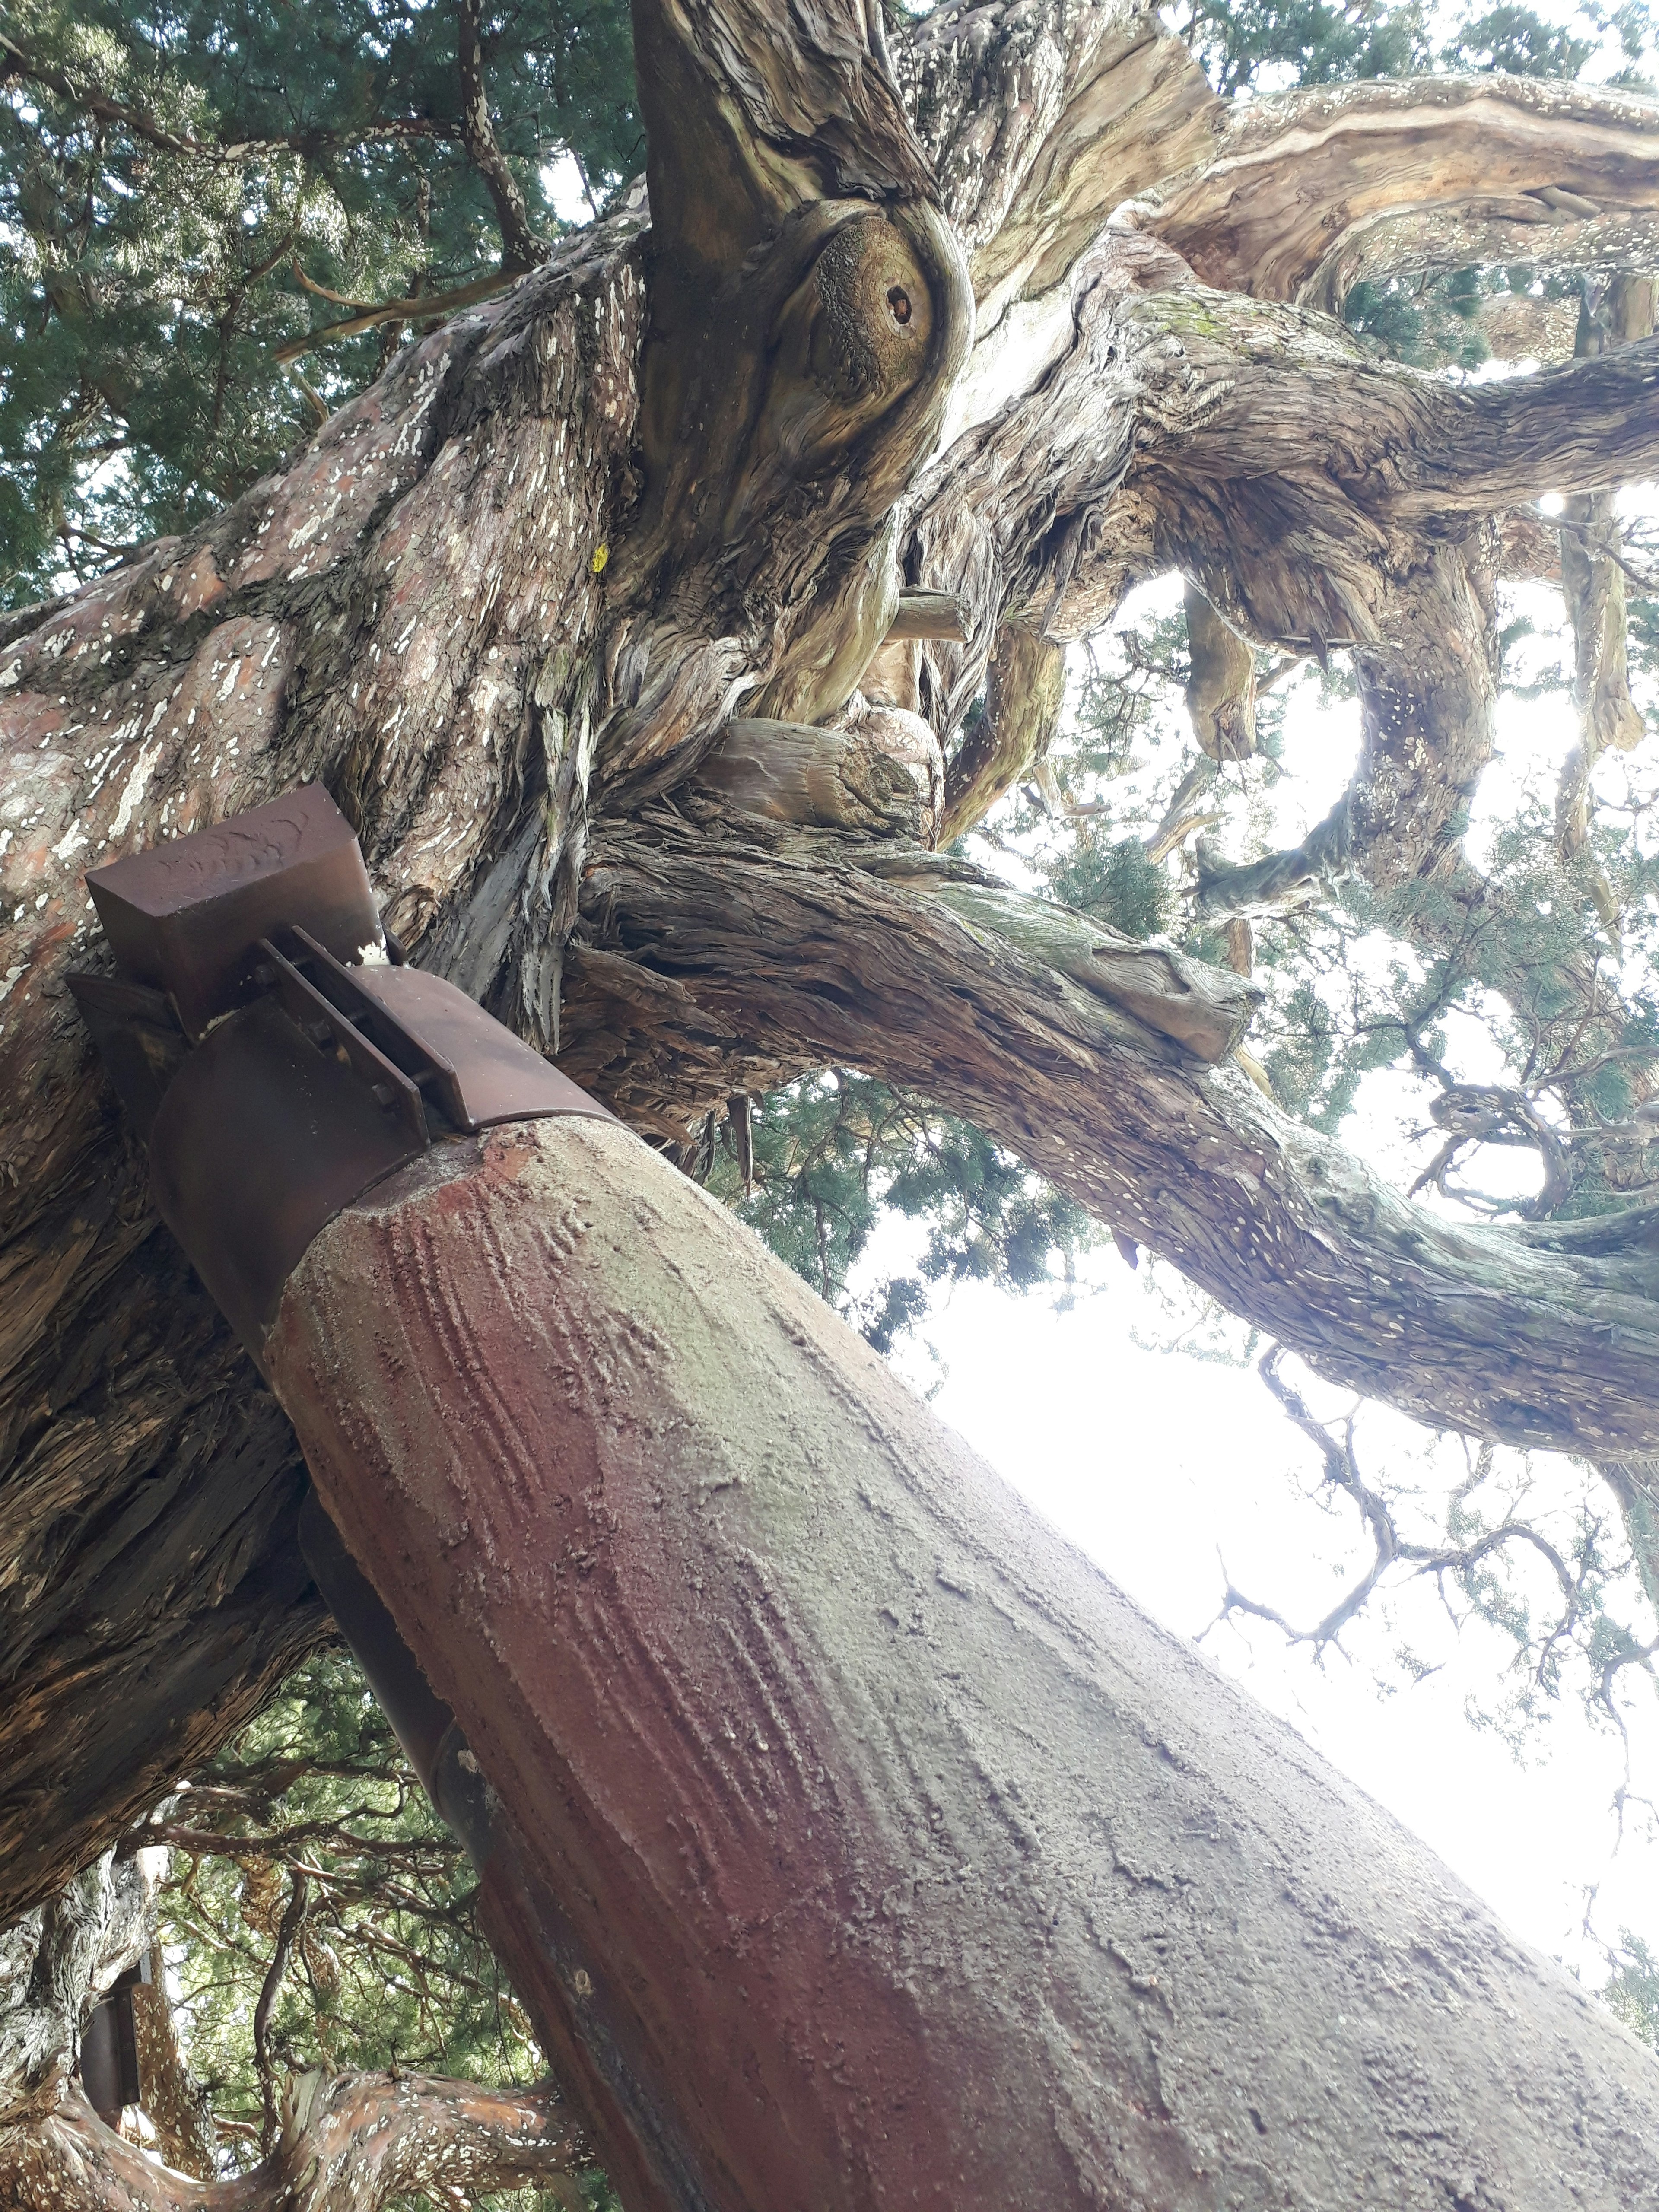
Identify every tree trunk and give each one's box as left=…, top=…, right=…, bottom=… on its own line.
left=254, top=1112, right=1659, bottom=2210
left=6, top=0, right=1659, bottom=2165
left=0, top=1853, right=155, bottom=2129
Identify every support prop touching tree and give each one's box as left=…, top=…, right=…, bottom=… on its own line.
left=5, top=0, right=1659, bottom=2204
left=29, top=785, right=1659, bottom=2211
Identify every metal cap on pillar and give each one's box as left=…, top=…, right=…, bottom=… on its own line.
left=71, top=785, right=610, bottom=1367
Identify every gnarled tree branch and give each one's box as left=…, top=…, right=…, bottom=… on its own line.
left=1143, top=72, right=1659, bottom=304
left=568, top=808, right=1659, bottom=1460
left=0, top=2073, right=583, bottom=2212
left=454, top=0, right=544, bottom=273
left=9, top=0, right=1659, bottom=1972
left=1557, top=275, right=1656, bottom=868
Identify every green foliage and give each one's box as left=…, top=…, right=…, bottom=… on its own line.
left=0, top=0, right=639, bottom=604
left=1604, top=1933, right=1659, bottom=2046
left=1342, top=266, right=1490, bottom=371
left=703, top=1074, right=1098, bottom=1352
left=158, top=1648, right=617, bottom=2207
left=1181, top=0, right=1655, bottom=96
left=1179, top=0, right=1429, bottom=98
left=1049, top=831, right=1171, bottom=939
left=1443, top=3, right=1596, bottom=75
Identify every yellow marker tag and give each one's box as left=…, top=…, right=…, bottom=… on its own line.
left=590, top=543, right=609, bottom=575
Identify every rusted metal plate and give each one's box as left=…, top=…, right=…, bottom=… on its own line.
left=260, top=936, right=429, bottom=1150
left=297, top=1491, right=454, bottom=1790
left=78, top=1986, right=140, bottom=2124
left=345, top=963, right=609, bottom=1130
left=86, top=785, right=383, bottom=1039
left=63, top=972, right=186, bottom=1142
left=149, top=995, right=425, bottom=1361
left=76, top=786, right=611, bottom=1366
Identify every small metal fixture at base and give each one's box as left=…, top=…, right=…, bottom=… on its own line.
left=78, top=1955, right=151, bottom=2125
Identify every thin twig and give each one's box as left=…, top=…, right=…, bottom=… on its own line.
left=253, top=1869, right=308, bottom=2150
left=272, top=269, right=518, bottom=362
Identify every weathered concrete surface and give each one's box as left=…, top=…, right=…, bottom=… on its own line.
left=270, top=1116, right=1659, bottom=2212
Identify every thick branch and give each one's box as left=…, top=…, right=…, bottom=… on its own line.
left=1163, top=325, right=1659, bottom=521
left=454, top=0, right=543, bottom=272
left=0, top=2075, right=582, bottom=2212
left=569, top=814, right=1659, bottom=1457
left=940, top=625, right=1066, bottom=842
left=1143, top=73, right=1659, bottom=304
left=1, top=1855, right=155, bottom=2128
left=1557, top=276, right=1656, bottom=865
left=634, top=0, right=930, bottom=284
left=693, top=716, right=928, bottom=839
left=271, top=269, right=518, bottom=362
left=899, top=1, right=1219, bottom=308
left=885, top=588, right=968, bottom=641
left=1182, top=582, right=1255, bottom=762
left=906, top=234, right=1659, bottom=810
left=131, top=1977, right=216, bottom=2182
left=1197, top=547, right=1497, bottom=916
left=253, top=1872, right=307, bottom=2149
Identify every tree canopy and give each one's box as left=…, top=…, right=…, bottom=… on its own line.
left=0, top=0, right=639, bottom=603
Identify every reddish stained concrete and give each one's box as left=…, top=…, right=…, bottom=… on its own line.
left=264, top=1116, right=1659, bottom=2212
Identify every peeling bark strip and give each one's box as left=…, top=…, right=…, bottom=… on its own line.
left=262, top=1117, right=1659, bottom=2212
left=0, top=2073, right=582, bottom=2212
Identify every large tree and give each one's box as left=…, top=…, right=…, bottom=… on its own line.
left=6, top=0, right=1659, bottom=2201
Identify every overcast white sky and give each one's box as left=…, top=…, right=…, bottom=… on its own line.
left=884, top=1274, right=1659, bottom=1989
left=873, top=534, right=1659, bottom=2000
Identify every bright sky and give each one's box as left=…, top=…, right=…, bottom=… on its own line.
left=867, top=538, right=1659, bottom=2005
left=885, top=1276, right=1659, bottom=1990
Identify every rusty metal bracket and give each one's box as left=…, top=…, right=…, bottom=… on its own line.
left=82, top=783, right=387, bottom=1042
left=71, top=785, right=611, bottom=1364
left=257, top=931, right=430, bottom=1150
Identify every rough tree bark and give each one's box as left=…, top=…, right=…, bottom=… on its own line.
left=0, top=2074, right=585, bottom=2212
left=4, top=0, right=1659, bottom=2188
left=1556, top=273, right=1655, bottom=866
left=563, top=807, right=1659, bottom=1456
left=0, top=1829, right=586, bottom=2208
left=0, top=1853, right=157, bottom=2129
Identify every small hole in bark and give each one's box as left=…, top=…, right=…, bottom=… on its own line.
left=887, top=285, right=913, bottom=326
